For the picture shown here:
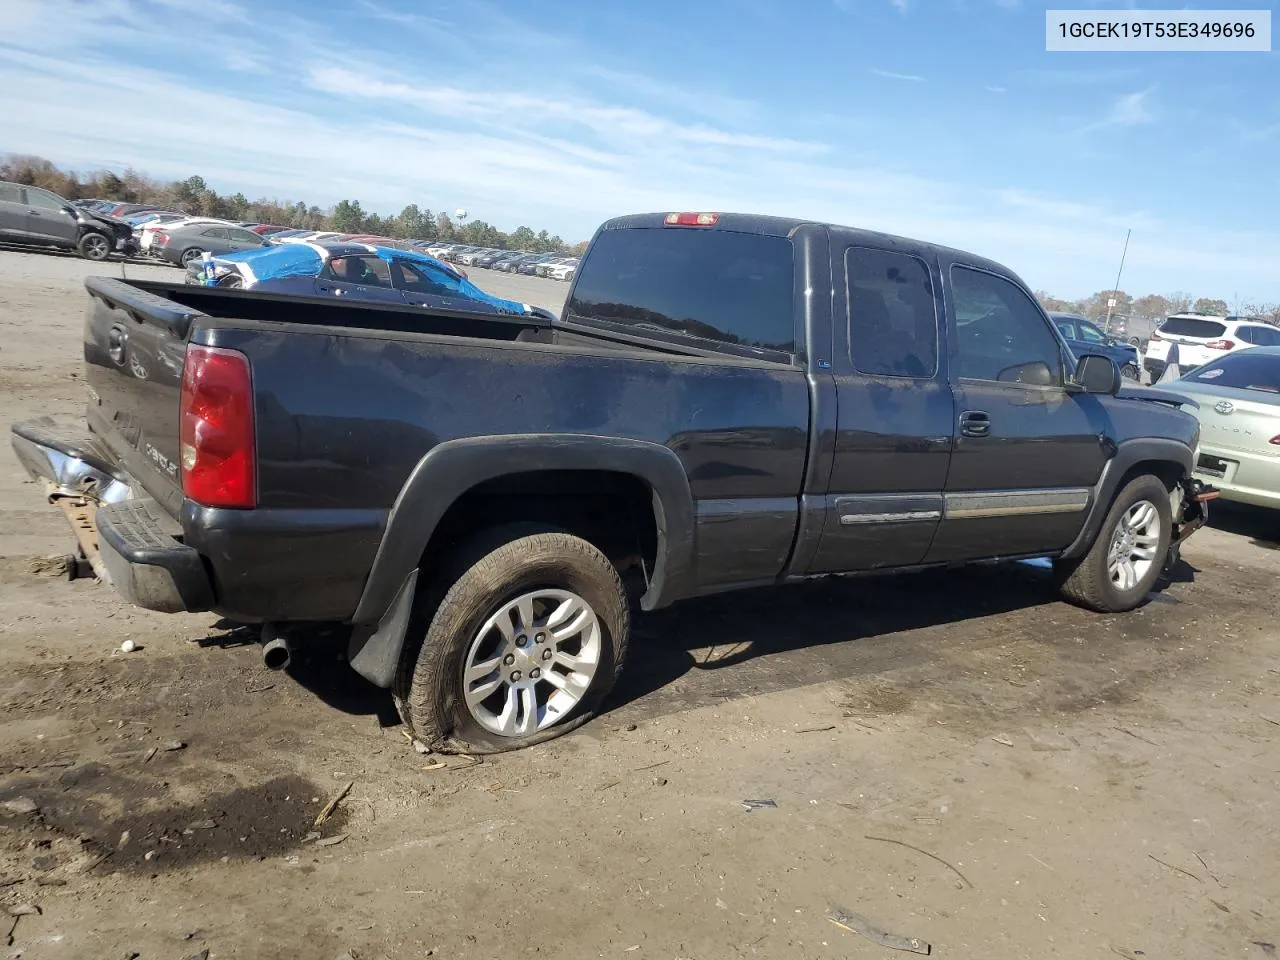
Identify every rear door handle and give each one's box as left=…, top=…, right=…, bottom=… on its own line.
left=960, top=410, right=991, bottom=438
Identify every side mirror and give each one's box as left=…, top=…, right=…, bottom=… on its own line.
left=1073, top=354, right=1120, bottom=395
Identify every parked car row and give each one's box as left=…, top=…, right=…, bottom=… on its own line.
left=420, top=244, right=581, bottom=281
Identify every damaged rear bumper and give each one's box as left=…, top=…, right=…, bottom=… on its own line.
left=10, top=418, right=214, bottom=614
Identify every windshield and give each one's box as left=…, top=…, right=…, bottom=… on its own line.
left=1186, top=351, right=1280, bottom=393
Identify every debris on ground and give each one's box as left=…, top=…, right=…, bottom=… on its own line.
left=27, top=555, right=67, bottom=577
left=5, top=904, right=41, bottom=948
left=317, top=834, right=348, bottom=847
left=185, top=950, right=210, bottom=960
left=142, top=746, right=158, bottom=763
left=991, top=736, right=1014, bottom=747
left=826, top=904, right=931, bottom=955
left=120, top=639, right=137, bottom=653
left=187, top=819, right=217, bottom=831
left=314, top=780, right=354, bottom=828
left=412, top=739, right=431, bottom=755
left=864, top=834, right=973, bottom=889
left=161, top=740, right=187, bottom=752
left=796, top=725, right=837, bottom=734
left=1, top=797, right=39, bottom=816
left=1148, top=854, right=1201, bottom=883
left=741, top=799, right=777, bottom=812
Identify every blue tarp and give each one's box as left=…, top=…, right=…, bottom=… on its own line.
left=204, top=243, right=534, bottom=315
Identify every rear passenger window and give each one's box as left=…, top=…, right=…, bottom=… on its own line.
left=0, top=183, right=23, bottom=203
left=567, top=227, right=795, bottom=356
left=845, top=247, right=938, bottom=378
left=951, top=266, right=1064, bottom=386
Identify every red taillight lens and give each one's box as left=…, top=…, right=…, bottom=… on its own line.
left=1205, top=339, right=1235, bottom=350
left=179, top=345, right=256, bottom=508
left=1270, top=435, right=1280, bottom=446
left=664, top=212, right=720, bottom=226
left=153, top=230, right=169, bottom=246
left=1149, top=330, right=1162, bottom=341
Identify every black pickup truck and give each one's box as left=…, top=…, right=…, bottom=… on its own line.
left=12, top=212, right=1211, bottom=752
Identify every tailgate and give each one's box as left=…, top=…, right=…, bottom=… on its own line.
left=82, top=277, right=204, bottom=520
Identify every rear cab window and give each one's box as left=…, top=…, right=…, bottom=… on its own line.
left=1160, top=316, right=1227, bottom=339
left=566, top=227, right=796, bottom=361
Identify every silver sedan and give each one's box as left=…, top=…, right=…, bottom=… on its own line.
left=1171, top=345, right=1280, bottom=509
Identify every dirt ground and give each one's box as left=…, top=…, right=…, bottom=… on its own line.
left=1, top=247, right=1278, bottom=960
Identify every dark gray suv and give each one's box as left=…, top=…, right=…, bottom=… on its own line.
left=0, top=181, right=135, bottom=260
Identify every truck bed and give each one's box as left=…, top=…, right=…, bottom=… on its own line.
left=76, top=276, right=812, bottom=623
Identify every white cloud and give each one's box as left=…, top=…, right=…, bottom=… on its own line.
left=869, top=68, right=926, bottom=82
left=986, top=85, right=1007, bottom=93
left=1106, top=88, right=1155, bottom=126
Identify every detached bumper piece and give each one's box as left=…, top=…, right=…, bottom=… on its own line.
left=10, top=418, right=215, bottom=614
left=98, top=499, right=215, bottom=614
left=1165, top=477, right=1216, bottom=571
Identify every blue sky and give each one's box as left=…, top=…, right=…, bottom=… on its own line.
left=3, top=0, right=1278, bottom=301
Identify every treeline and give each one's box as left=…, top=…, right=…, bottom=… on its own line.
left=0, top=154, right=587, bottom=254
left=1035, top=289, right=1280, bottom=327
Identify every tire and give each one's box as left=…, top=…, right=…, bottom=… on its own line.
left=180, top=247, right=205, bottom=267
left=1055, top=474, right=1172, bottom=613
left=78, top=232, right=110, bottom=261
left=393, top=524, right=629, bottom=754
left=217, top=273, right=244, bottom=288
left=1120, top=363, right=1140, bottom=381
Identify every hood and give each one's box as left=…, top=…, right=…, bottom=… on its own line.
left=79, top=211, right=133, bottom=238
left=1115, top=383, right=1199, bottom=410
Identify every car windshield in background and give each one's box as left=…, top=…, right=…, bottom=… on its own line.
left=1188, top=351, right=1280, bottom=393
left=1161, top=316, right=1227, bottom=338
left=567, top=228, right=794, bottom=355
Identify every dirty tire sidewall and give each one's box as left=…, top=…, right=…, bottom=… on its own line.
left=1057, top=474, right=1172, bottom=613
left=78, top=232, right=110, bottom=261
left=401, top=529, right=628, bottom=754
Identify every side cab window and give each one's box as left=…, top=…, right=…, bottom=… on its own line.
left=951, top=266, right=1064, bottom=387
left=845, top=246, right=939, bottom=378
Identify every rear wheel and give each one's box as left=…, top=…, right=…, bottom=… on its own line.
left=216, top=273, right=244, bottom=288
left=1120, top=363, right=1140, bottom=381
left=180, top=247, right=205, bottom=267
left=394, top=525, right=629, bottom=754
left=1056, top=474, right=1172, bottom=612
left=78, top=232, right=110, bottom=261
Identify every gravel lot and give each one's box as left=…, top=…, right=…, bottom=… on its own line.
left=1, top=247, right=1279, bottom=960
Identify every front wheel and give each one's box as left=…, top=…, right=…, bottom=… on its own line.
left=78, top=232, right=110, bottom=261
left=1055, top=474, right=1172, bottom=612
left=394, top=525, right=629, bottom=753
left=1120, top=363, right=1140, bottom=381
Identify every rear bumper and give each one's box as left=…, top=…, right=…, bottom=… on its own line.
left=10, top=418, right=214, bottom=614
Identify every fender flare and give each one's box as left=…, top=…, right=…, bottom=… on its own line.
left=351, top=434, right=696, bottom=628
left=1059, top=437, right=1194, bottom=560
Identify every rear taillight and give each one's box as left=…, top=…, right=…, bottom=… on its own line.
left=153, top=230, right=169, bottom=247
left=1270, top=435, right=1280, bottom=446
left=1205, top=339, right=1235, bottom=350
left=179, top=345, right=256, bottom=508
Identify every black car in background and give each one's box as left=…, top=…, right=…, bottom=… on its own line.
left=0, top=180, right=136, bottom=260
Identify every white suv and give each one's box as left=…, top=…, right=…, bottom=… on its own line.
left=1143, top=314, right=1280, bottom=380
